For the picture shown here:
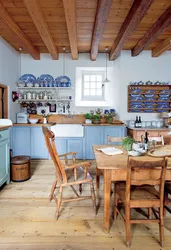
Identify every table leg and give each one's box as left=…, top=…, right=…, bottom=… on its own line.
left=104, top=169, right=111, bottom=233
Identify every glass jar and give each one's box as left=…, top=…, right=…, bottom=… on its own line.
left=27, top=91, right=31, bottom=100
left=39, top=91, right=43, bottom=99
left=32, top=91, right=36, bottom=100
left=23, top=91, right=27, bottom=100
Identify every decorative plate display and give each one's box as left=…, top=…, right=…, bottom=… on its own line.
left=39, top=74, right=54, bottom=83
left=54, top=77, right=61, bottom=87
left=59, top=76, right=72, bottom=87
left=130, top=104, right=142, bottom=109
left=160, top=90, right=170, bottom=94
left=145, top=90, right=156, bottom=93
left=20, top=74, right=36, bottom=84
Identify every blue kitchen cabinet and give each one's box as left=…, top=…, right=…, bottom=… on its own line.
left=0, top=129, right=10, bottom=187
left=67, top=139, right=83, bottom=159
left=55, top=139, right=67, bottom=155
left=12, top=127, right=31, bottom=156
left=104, top=126, right=127, bottom=144
left=31, top=127, right=49, bottom=159
left=85, top=126, right=104, bottom=159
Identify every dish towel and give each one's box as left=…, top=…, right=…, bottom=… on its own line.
left=97, top=147, right=123, bottom=156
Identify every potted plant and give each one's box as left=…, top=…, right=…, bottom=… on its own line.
left=122, top=136, right=135, bottom=151
left=84, top=113, right=93, bottom=124
left=92, top=114, right=101, bottom=124
left=105, top=111, right=116, bottom=124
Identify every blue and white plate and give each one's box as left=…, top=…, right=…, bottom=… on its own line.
left=156, top=109, right=170, bottom=113
left=130, top=96, right=144, bottom=101
left=59, top=75, right=70, bottom=83
left=145, top=90, right=156, bottom=94
left=144, top=94, right=154, bottom=98
left=39, top=74, right=54, bottom=83
left=159, top=94, right=170, bottom=98
left=160, top=90, right=170, bottom=94
left=20, top=74, right=36, bottom=84
left=130, top=105, right=142, bottom=109
left=144, top=109, right=154, bottom=113
left=158, top=97, right=170, bottom=101
left=130, top=110, right=140, bottom=112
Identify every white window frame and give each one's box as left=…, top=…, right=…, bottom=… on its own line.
left=81, top=71, right=105, bottom=101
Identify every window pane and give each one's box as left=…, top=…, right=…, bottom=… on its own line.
left=96, top=82, right=102, bottom=88
left=90, top=89, right=96, bottom=96
left=96, top=75, right=102, bottom=81
left=84, top=75, right=89, bottom=81
left=90, top=75, right=96, bottom=81
left=84, top=82, right=90, bottom=88
left=97, top=89, right=102, bottom=96
left=91, top=82, right=96, bottom=88
left=84, top=89, right=90, bottom=96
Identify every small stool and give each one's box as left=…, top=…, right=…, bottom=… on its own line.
left=11, top=156, right=31, bottom=182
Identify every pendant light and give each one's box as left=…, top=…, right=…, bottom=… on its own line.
left=103, top=46, right=110, bottom=86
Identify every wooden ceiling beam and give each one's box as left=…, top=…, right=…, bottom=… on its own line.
left=90, top=0, right=112, bottom=61
left=0, top=1, right=40, bottom=60
left=109, top=0, right=154, bottom=61
left=23, top=0, right=58, bottom=60
left=132, top=6, right=171, bottom=57
left=152, top=37, right=171, bottom=57
left=62, top=0, right=78, bottom=60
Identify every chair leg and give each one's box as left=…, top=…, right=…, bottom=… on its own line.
left=148, top=208, right=152, bottom=219
left=49, top=180, right=57, bottom=202
left=114, top=184, right=118, bottom=220
left=96, top=168, right=100, bottom=199
left=79, top=184, right=83, bottom=194
left=125, top=205, right=131, bottom=247
left=90, top=181, right=97, bottom=215
left=159, top=207, right=164, bottom=247
left=56, top=186, right=63, bottom=220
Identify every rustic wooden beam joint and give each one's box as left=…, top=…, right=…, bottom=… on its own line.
left=109, top=0, right=154, bottom=61
left=90, top=0, right=112, bottom=61
left=23, top=0, right=58, bottom=60
left=152, top=37, right=171, bottom=57
left=0, top=1, right=40, bottom=60
left=132, top=6, right=171, bottom=57
left=62, top=0, right=78, bottom=60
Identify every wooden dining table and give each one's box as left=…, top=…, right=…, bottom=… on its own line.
left=93, top=144, right=171, bottom=232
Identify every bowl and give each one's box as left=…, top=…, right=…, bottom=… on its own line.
left=28, top=118, right=38, bottom=124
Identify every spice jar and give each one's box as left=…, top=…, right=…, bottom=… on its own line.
left=27, top=91, right=31, bottom=100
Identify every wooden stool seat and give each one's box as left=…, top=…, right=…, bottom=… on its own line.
left=11, top=156, right=31, bottom=182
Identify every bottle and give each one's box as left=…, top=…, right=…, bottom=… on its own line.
left=138, top=116, right=142, bottom=128
left=135, top=116, right=139, bottom=128
left=144, top=130, right=148, bottom=150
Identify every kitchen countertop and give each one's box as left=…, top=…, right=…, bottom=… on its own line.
left=82, top=123, right=125, bottom=126
left=0, top=125, right=12, bottom=131
left=13, top=123, right=126, bottom=127
left=13, top=123, right=55, bottom=126
left=127, top=127, right=171, bottom=130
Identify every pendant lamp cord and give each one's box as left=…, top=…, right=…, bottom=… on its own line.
left=106, top=49, right=107, bottom=79
left=63, top=47, right=66, bottom=76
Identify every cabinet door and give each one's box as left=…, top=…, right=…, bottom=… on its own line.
left=104, top=126, right=127, bottom=144
left=12, top=127, right=31, bottom=156
left=67, top=139, right=83, bottom=159
left=0, top=139, right=9, bottom=186
left=85, top=127, right=104, bottom=159
left=55, top=139, right=67, bottom=155
left=31, top=127, right=49, bottom=159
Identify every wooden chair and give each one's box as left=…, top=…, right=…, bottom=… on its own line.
left=96, top=136, right=126, bottom=197
left=114, top=156, right=167, bottom=247
left=42, top=127, right=96, bottom=219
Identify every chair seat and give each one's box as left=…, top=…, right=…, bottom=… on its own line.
left=66, top=167, right=93, bottom=183
left=115, top=182, right=160, bottom=203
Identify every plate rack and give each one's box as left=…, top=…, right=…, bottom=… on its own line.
left=128, top=85, right=171, bottom=113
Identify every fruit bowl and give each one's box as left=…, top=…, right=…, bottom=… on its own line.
left=28, top=118, right=39, bottom=124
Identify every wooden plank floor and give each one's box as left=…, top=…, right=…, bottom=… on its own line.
left=1, top=160, right=171, bottom=250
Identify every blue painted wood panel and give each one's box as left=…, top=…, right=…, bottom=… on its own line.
left=55, top=139, right=67, bottom=155
left=85, top=126, right=104, bottom=159
left=67, top=139, right=83, bottom=159
left=31, top=127, right=49, bottom=159
left=12, top=127, right=31, bottom=156
left=0, top=139, right=10, bottom=187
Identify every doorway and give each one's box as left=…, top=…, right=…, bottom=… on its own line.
left=0, top=83, right=8, bottom=118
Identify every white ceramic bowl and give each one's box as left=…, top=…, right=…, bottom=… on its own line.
left=28, top=118, right=38, bottom=124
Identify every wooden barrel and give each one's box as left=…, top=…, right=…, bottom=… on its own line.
left=11, top=156, right=31, bottom=182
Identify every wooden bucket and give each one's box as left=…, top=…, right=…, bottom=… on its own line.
left=11, top=156, right=31, bottom=182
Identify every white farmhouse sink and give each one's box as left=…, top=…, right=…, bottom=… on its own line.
left=50, top=124, right=84, bottom=137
